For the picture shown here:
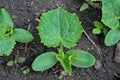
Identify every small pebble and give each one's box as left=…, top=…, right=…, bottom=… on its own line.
left=62, top=71, right=68, bottom=76
left=12, top=15, right=17, bottom=19
left=114, top=42, right=120, bottom=63
left=94, top=60, right=102, bottom=70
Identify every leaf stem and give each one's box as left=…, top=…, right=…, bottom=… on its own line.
left=59, top=43, right=65, bottom=59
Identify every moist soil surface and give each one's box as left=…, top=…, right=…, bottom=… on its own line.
left=0, top=0, right=120, bottom=80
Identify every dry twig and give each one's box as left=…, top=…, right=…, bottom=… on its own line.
left=81, top=26, right=101, bottom=54
left=25, top=24, right=31, bottom=53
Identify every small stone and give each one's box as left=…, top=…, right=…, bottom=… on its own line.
left=114, top=42, right=120, bottom=63
left=12, top=15, right=17, bottom=19
left=27, top=19, right=30, bottom=22
left=62, top=71, right=68, bottom=76
left=36, top=13, right=39, bottom=16
left=94, top=60, right=102, bottom=70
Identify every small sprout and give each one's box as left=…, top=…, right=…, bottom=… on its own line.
left=18, top=57, right=25, bottom=63
left=7, top=60, right=14, bottom=67
left=92, top=21, right=108, bottom=35
left=80, top=3, right=89, bottom=12
left=7, top=55, right=25, bottom=67
left=22, top=68, right=30, bottom=75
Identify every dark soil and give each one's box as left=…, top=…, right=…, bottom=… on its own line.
left=0, top=0, right=120, bottom=80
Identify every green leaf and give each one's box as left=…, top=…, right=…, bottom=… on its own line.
left=32, top=52, right=57, bottom=71
left=67, top=50, right=96, bottom=68
left=0, top=8, right=13, bottom=28
left=56, top=53, right=72, bottom=75
left=12, top=28, right=34, bottom=43
left=22, top=68, right=30, bottom=75
left=92, top=28, right=101, bottom=34
left=103, top=29, right=108, bottom=36
left=37, top=7, right=83, bottom=48
left=101, top=0, right=120, bottom=29
left=0, top=23, right=6, bottom=38
left=105, top=29, right=120, bottom=46
left=7, top=60, right=14, bottom=67
left=80, top=3, right=89, bottom=12
left=93, top=21, right=104, bottom=29
left=18, top=57, right=25, bottom=63
left=0, top=23, right=13, bottom=38
left=0, top=36, right=16, bottom=56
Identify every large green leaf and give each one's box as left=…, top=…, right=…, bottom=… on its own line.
left=101, top=0, right=120, bottom=29
left=32, top=52, right=57, bottom=71
left=37, top=7, right=83, bottom=48
left=67, top=50, right=95, bottom=68
left=12, top=28, right=34, bottom=43
left=0, top=8, right=13, bottom=28
left=56, top=53, right=72, bottom=75
left=0, top=36, right=16, bottom=56
left=105, top=29, right=120, bottom=46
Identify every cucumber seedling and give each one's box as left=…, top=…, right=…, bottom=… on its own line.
left=32, top=7, right=96, bottom=75
left=101, top=0, right=120, bottom=46
left=0, top=8, right=34, bottom=56
left=92, top=21, right=108, bottom=35
left=6, top=56, right=25, bottom=67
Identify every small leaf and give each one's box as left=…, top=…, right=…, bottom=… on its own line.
left=37, top=7, right=83, bottom=48
left=67, top=50, right=96, bottom=68
left=92, top=28, right=101, bottom=34
left=101, top=0, right=120, bottom=29
left=56, top=53, right=72, bottom=75
left=93, top=21, right=104, bottom=29
left=0, top=8, right=13, bottom=28
left=80, top=3, right=89, bottom=12
left=0, top=36, right=16, bottom=56
left=32, top=52, right=57, bottom=71
left=7, top=60, right=14, bottom=66
left=105, top=29, right=120, bottom=46
left=12, top=28, right=34, bottom=43
left=22, top=68, right=30, bottom=75
left=18, top=57, right=25, bottom=63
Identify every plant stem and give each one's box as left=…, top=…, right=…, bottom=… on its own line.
left=59, top=43, right=65, bottom=59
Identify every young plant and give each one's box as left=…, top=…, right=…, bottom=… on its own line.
left=7, top=60, right=14, bottom=67
left=0, top=8, right=34, bottom=56
left=80, top=3, right=89, bottom=12
left=22, top=68, right=30, bottom=75
left=92, top=21, right=108, bottom=35
left=32, top=7, right=96, bottom=75
left=6, top=53, right=25, bottom=67
left=101, top=0, right=120, bottom=46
